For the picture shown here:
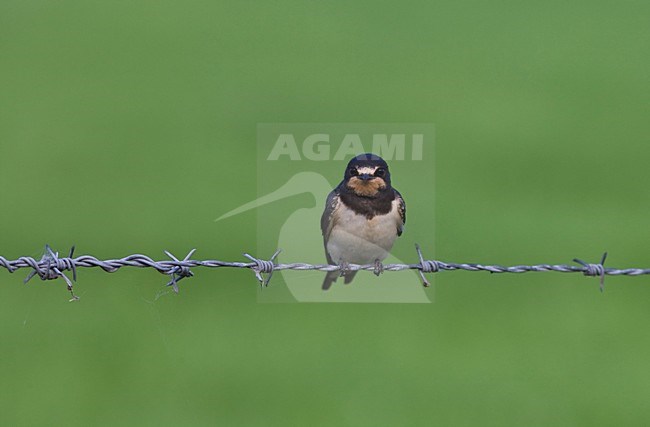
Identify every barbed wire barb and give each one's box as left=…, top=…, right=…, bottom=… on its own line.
left=243, top=249, right=282, bottom=287
left=164, top=248, right=197, bottom=293
left=415, top=244, right=439, bottom=287
left=22, top=245, right=79, bottom=301
left=2, top=244, right=650, bottom=299
left=574, top=252, right=608, bottom=292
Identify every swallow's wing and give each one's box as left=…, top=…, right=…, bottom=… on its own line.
left=395, top=189, right=406, bottom=237
left=320, top=188, right=340, bottom=265
left=321, top=188, right=341, bottom=288
left=321, top=189, right=340, bottom=238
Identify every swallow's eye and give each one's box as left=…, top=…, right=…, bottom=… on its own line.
left=374, top=168, right=386, bottom=178
left=349, top=168, right=359, bottom=176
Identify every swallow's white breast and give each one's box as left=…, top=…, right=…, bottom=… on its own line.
left=326, top=199, right=401, bottom=265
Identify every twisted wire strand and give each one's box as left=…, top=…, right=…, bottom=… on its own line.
left=0, top=244, right=647, bottom=300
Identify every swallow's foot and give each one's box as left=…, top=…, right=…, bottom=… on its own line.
left=373, top=259, right=384, bottom=276
left=338, top=261, right=350, bottom=277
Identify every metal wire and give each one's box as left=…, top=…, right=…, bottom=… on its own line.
left=0, top=244, right=647, bottom=300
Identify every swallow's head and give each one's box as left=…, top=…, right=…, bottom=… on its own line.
left=344, top=153, right=391, bottom=197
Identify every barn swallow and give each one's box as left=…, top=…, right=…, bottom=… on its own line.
left=321, top=153, right=406, bottom=290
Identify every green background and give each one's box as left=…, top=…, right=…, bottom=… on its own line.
left=1, top=1, right=649, bottom=425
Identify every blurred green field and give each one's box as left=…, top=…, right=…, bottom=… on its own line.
left=1, top=1, right=650, bottom=425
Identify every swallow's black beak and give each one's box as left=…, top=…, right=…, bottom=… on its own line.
left=359, top=173, right=372, bottom=181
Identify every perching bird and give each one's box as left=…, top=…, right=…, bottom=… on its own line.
left=321, top=153, right=406, bottom=290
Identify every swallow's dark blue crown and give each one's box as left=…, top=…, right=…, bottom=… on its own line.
left=346, top=153, right=388, bottom=169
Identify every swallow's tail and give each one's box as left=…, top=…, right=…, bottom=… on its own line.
left=343, top=271, right=358, bottom=284
left=322, top=270, right=359, bottom=290
left=322, top=271, right=339, bottom=290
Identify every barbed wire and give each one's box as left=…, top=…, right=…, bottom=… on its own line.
left=0, top=244, right=648, bottom=300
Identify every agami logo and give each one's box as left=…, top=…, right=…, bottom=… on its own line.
left=267, top=133, right=425, bottom=161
